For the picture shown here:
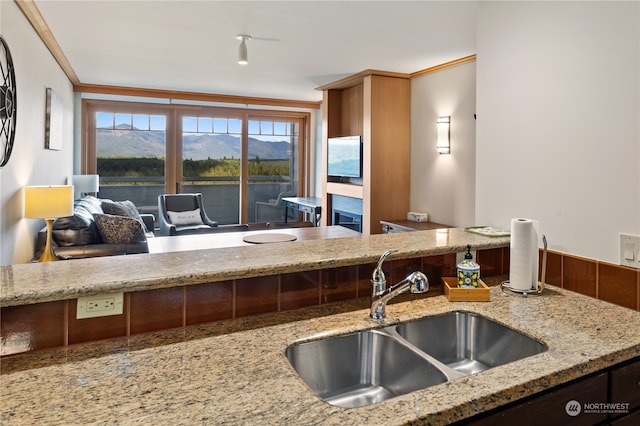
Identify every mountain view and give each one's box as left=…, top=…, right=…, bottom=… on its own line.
left=97, top=127, right=291, bottom=160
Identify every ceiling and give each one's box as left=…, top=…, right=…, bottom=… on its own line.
left=33, top=0, right=477, bottom=103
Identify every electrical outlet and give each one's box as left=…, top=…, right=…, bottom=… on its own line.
left=77, top=293, right=124, bottom=319
left=620, top=233, right=640, bottom=269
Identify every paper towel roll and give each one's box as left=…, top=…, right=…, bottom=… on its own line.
left=509, top=218, right=539, bottom=291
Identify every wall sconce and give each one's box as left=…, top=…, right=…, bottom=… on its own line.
left=24, top=185, right=74, bottom=262
left=72, top=174, right=99, bottom=198
left=436, top=116, right=451, bottom=154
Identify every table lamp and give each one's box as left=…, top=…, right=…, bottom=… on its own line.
left=24, top=185, right=74, bottom=262
left=72, top=174, right=99, bottom=198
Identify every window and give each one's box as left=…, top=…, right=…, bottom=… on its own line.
left=82, top=100, right=309, bottom=226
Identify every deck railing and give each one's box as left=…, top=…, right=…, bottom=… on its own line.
left=97, top=176, right=292, bottom=225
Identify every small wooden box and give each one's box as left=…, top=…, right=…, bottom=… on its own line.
left=443, top=277, right=490, bottom=302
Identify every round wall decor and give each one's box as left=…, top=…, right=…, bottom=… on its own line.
left=1, top=35, right=17, bottom=168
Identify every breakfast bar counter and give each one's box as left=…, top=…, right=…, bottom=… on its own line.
left=2, top=279, right=639, bottom=425
left=1, top=227, right=507, bottom=307
left=1, top=226, right=639, bottom=424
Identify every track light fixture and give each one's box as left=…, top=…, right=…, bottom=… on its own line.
left=237, top=35, right=251, bottom=65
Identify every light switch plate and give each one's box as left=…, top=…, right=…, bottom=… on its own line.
left=619, top=233, right=640, bottom=269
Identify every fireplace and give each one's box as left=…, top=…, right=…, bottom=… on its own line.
left=333, top=209, right=362, bottom=233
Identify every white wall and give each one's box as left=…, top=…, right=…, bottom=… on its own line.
left=410, top=61, right=477, bottom=227
left=476, top=1, right=640, bottom=264
left=0, top=1, right=74, bottom=265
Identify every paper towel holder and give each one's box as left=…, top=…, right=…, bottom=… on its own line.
left=501, top=235, right=547, bottom=297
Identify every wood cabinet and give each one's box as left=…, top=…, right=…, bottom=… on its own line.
left=463, top=357, right=640, bottom=426
left=465, top=373, right=608, bottom=426
left=318, top=70, right=410, bottom=235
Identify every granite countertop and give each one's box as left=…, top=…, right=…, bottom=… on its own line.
left=1, top=227, right=509, bottom=307
left=2, top=280, right=639, bottom=425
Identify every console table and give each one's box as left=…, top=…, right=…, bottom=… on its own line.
left=283, top=197, right=322, bottom=226
left=380, top=219, right=451, bottom=233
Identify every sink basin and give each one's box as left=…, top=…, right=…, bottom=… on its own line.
left=395, top=311, right=548, bottom=374
left=286, top=311, right=547, bottom=408
left=285, top=330, right=448, bottom=408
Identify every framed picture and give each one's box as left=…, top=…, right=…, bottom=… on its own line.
left=44, top=87, right=63, bottom=150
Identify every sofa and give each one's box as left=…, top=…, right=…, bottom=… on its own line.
left=35, top=196, right=155, bottom=259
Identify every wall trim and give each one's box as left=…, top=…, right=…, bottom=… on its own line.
left=74, top=83, right=321, bottom=110
left=15, top=0, right=80, bottom=85
left=411, top=54, right=477, bottom=78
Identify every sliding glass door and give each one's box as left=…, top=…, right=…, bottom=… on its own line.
left=89, top=103, right=170, bottom=218
left=180, top=113, right=243, bottom=224
left=247, top=118, right=299, bottom=223
left=84, top=100, right=308, bottom=227
left=179, top=110, right=301, bottom=224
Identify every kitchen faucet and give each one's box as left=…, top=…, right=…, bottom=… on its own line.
left=370, top=250, right=429, bottom=320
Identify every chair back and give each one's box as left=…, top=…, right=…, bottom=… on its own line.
left=161, top=193, right=200, bottom=213
left=275, top=191, right=296, bottom=205
left=157, top=193, right=218, bottom=236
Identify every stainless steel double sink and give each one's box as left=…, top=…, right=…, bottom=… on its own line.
left=285, top=311, right=547, bottom=408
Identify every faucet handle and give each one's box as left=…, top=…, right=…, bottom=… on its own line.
left=376, top=249, right=397, bottom=268
left=372, top=249, right=397, bottom=284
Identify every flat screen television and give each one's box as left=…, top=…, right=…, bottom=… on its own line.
left=327, top=136, right=362, bottom=179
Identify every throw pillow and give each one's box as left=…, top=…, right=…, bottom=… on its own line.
left=102, top=199, right=141, bottom=220
left=93, top=214, right=146, bottom=244
left=167, top=209, right=204, bottom=226
left=101, top=200, right=147, bottom=232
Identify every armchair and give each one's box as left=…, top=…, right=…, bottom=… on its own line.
left=255, top=191, right=296, bottom=223
left=158, top=193, right=219, bottom=236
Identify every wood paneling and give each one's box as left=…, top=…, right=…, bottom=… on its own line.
left=340, top=85, right=363, bottom=136
left=130, top=287, right=184, bottom=335
left=280, top=271, right=320, bottom=311
left=0, top=301, right=66, bottom=355
left=235, top=276, right=279, bottom=318
left=367, top=75, right=410, bottom=234
left=185, top=281, right=234, bottom=325
left=599, top=263, right=639, bottom=310
left=321, top=266, right=358, bottom=304
left=321, top=71, right=410, bottom=235
left=563, top=255, right=598, bottom=298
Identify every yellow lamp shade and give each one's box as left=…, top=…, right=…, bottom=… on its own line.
left=24, top=185, right=74, bottom=219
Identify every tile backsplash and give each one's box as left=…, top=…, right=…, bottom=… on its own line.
left=1, top=248, right=638, bottom=357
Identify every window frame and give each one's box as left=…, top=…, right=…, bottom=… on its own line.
left=81, top=99, right=311, bottom=223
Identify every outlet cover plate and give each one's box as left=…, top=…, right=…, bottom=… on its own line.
left=620, top=233, right=640, bottom=269
left=77, top=293, right=124, bottom=319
